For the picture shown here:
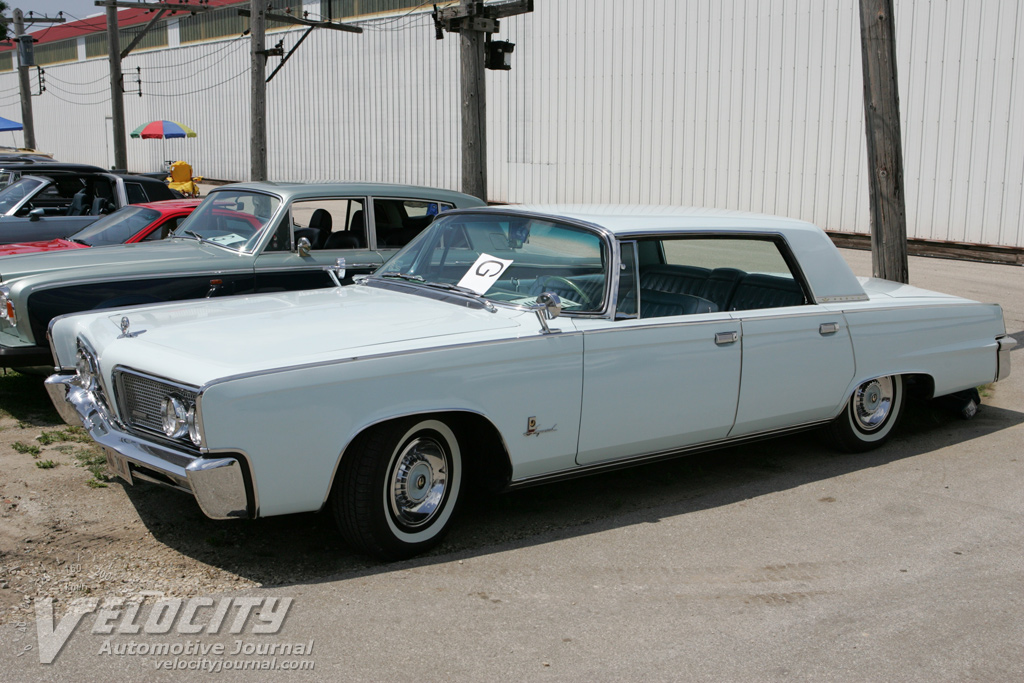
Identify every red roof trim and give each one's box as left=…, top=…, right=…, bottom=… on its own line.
left=1, top=0, right=246, bottom=51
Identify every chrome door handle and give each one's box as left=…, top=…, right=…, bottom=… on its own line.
left=819, top=322, right=839, bottom=335
left=715, top=331, right=739, bottom=345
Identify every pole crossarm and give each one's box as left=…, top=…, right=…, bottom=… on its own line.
left=237, top=8, right=362, bottom=34
left=120, top=8, right=167, bottom=57
left=434, top=0, right=532, bottom=33
left=94, top=1, right=211, bottom=12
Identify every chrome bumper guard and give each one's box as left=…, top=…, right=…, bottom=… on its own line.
left=44, top=373, right=250, bottom=520
left=996, top=334, right=1016, bottom=382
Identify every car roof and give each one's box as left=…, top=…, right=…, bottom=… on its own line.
left=0, top=162, right=104, bottom=173
left=213, top=181, right=485, bottom=206
left=465, top=204, right=824, bottom=237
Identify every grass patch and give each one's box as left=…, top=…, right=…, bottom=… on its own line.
left=73, top=447, right=110, bottom=486
left=0, top=371, right=62, bottom=424
left=35, top=459, right=57, bottom=469
left=12, top=441, right=41, bottom=457
left=38, top=428, right=92, bottom=446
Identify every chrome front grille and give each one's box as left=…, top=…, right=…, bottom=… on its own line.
left=115, top=369, right=198, bottom=445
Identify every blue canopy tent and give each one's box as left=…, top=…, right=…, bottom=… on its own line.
left=0, top=116, right=23, bottom=132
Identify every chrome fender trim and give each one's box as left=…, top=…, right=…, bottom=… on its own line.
left=996, top=334, right=1016, bottom=382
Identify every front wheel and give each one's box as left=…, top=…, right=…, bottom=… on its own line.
left=331, top=417, right=462, bottom=560
left=825, top=375, right=905, bottom=452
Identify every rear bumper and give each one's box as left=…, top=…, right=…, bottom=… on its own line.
left=44, top=372, right=251, bottom=520
left=996, top=334, right=1016, bottom=382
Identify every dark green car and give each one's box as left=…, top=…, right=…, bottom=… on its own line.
left=0, top=181, right=484, bottom=367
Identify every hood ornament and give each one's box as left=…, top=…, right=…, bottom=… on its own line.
left=118, top=315, right=145, bottom=339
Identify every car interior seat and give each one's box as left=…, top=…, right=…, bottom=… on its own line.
left=308, top=209, right=333, bottom=249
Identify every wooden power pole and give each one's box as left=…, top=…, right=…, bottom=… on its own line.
left=460, top=20, right=486, bottom=200
left=12, top=9, right=66, bottom=151
left=106, top=3, right=128, bottom=171
left=858, top=0, right=909, bottom=283
left=433, top=0, right=533, bottom=202
left=250, top=0, right=268, bottom=181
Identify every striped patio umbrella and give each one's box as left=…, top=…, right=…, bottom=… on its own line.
left=130, top=120, right=197, bottom=139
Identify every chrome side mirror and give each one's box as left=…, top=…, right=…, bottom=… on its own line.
left=323, top=257, right=346, bottom=286
left=532, top=291, right=562, bottom=334
left=297, top=236, right=312, bottom=257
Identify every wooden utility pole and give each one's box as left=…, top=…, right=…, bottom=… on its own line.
left=12, top=9, right=65, bottom=150
left=106, top=4, right=128, bottom=171
left=460, top=21, right=487, bottom=200
left=433, top=0, right=533, bottom=202
left=249, top=0, right=268, bottom=181
left=12, top=9, right=35, bottom=150
left=859, top=0, right=908, bottom=283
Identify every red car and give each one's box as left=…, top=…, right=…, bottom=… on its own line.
left=0, top=199, right=201, bottom=256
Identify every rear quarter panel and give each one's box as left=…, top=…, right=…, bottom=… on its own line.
left=836, top=300, right=1004, bottom=398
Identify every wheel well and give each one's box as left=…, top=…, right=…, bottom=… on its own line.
left=334, top=411, right=513, bottom=498
left=903, top=373, right=935, bottom=400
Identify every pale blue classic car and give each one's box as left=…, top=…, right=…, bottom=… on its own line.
left=45, top=206, right=1015, bottom=559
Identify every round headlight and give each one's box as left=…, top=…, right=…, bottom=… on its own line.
left=75, top=344, right=98, bottom=390
left=186, top=404, right=203, bottom=447
left=161, top=396, right=189, bottom=439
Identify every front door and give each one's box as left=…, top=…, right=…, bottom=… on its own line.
left=573, top=314, right=743, bottom=465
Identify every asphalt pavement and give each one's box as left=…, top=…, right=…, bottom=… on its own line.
left=4, top=248, right=1022, bottom=682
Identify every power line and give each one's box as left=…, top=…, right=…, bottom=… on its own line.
left=144, top=65, right=248, bottom=97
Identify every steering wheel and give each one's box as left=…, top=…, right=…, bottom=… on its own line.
left=536, top=275, right=597, bottom=309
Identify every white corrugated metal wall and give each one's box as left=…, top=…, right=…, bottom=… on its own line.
left=1, top=0, right=1022, bottom=248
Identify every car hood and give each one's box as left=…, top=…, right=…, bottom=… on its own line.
left=0, top=238, right=84, bottom=256
left=0, top=238, right=242, bottom=283
left=55, top=284, right=532, bottom=387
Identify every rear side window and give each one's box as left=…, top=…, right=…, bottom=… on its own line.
left=374, top=198, right=455, bottom=248
left=633, top=237, right=807, bottom=318
left=125, top=183, right=148, bottom=203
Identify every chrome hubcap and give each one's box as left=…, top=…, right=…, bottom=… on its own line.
left=853, top=377, right=894, bottom=431
left=389, top=435, right=449, bottom=529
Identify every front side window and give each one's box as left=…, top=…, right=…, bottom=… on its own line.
left=172, top=190, right=280, bottom=252
left=634, top=236, right=807, bottom=318
left=377, top=213, right=607, bottom=313
left=288, top=198, right=366, bottom=251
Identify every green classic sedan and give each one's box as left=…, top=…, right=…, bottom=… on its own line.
left=0, top=182, right=484, bottom=367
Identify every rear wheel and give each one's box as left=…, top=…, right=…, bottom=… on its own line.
left=826, top=375, right=905, bottom=452
left=332, top=417, right=462, bottom=560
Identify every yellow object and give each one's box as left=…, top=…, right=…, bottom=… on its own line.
left=166, top=160, right=203, bottom=197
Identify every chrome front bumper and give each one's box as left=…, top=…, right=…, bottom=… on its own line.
left=44, top=373, right=250, bottom=520
left=996, top=334, right=1016, bottom=382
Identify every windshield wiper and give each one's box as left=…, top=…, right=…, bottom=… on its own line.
left=419, top=281, right=482, bottom=298
left=379, top=272, right=425, bottom=283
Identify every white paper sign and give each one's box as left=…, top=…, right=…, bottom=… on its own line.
left=457, top=253, right=514, bottom=295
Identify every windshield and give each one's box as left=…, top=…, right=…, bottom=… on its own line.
left=71, top=206, right=161, bottom=246
left=171, top=190, right=280, bottom=252
left=0, top=177, right=46, bottom=215
left=375, top=212, right=608, bottom=313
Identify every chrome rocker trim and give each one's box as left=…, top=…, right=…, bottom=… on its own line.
left=44, top=373, right=250, bottom=520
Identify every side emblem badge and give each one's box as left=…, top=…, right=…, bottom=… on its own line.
left=524, top=416, right=557, bottom=437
